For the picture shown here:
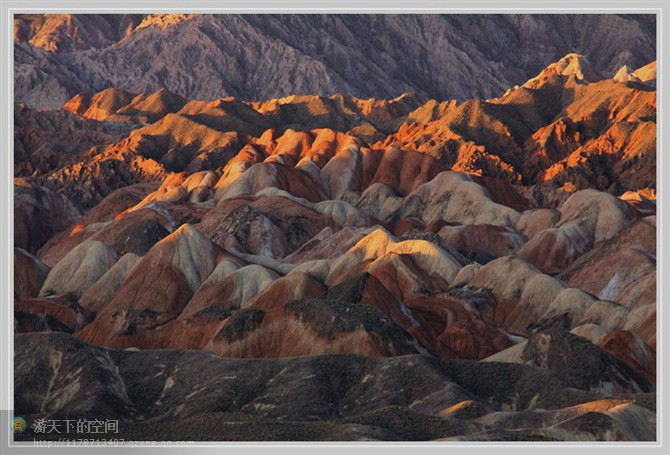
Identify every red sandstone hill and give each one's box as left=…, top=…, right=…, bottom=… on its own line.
left=14, top=54, right=655, bottom=223
left=13, top=51, right=657, bottom=442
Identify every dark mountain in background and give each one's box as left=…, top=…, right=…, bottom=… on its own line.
left=14, top=13, right=656, bottom=109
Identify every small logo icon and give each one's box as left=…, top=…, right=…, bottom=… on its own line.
left=11, top=417, right=27, bottom=434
